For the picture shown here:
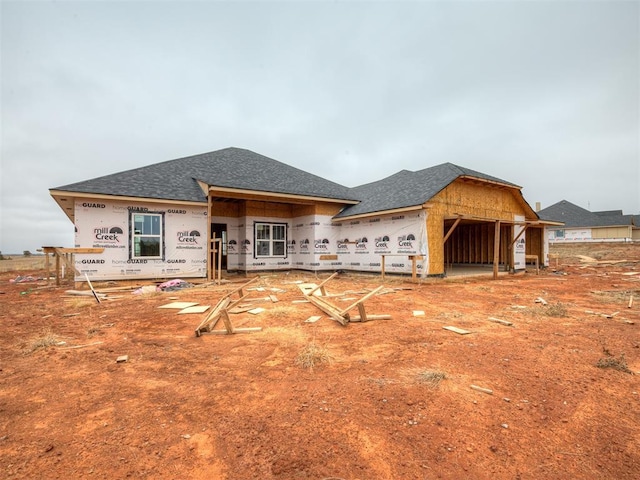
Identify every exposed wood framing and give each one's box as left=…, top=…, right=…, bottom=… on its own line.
left=493, top=221, right=500, bottom=279
left=443, top=216, right=462, bottom=243
left=42, top=247, right=105, bottom=286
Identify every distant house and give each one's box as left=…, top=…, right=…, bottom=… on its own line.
left=538, top=200, right=639, bottom=243
left=50, top=147, right=549, bottom=280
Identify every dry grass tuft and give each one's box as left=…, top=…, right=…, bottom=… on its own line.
left=295, top=341, right=333, bottom=370
left=269, top=304, right=301, bottom=319
left=415, top=370, right=447, bottom=387
left=544, top=302, right=568, bottom=317
left=596, top=348, right=633, bottom=374
left=64, top=297, right=96, bottom=309
left=26, top=328, right=62, bottom=354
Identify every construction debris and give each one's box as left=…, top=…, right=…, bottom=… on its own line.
left=488, top=317, right=513, bottom=327
left=300, top=273, right=389, bottom=326
left=470, top=385, right=493, bottom=395
left=443, top=326, right=471, bottom=335
left=535, top=297, right=548, bottom=306
left=195, top=277, right=263, bottom=336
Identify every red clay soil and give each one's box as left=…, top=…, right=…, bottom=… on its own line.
left=1, top=243, right=639, bottom=479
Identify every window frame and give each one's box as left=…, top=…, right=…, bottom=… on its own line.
left=130, top=211, right=165, bottom=260
left=254, top=222, right=287, bottom=258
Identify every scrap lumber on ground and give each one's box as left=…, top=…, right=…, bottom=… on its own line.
left=300, top=274, right=390, bottom=326
left=194, top=276, right=263, bottom=337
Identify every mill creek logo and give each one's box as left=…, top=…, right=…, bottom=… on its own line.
left=300, top=239, right=310, bottom=250
left=287, top=239, right=296, bottom=252
left=94, top=226, right=123, bottom=242
left=375, top=235, right=390, bottom=249
left=337, top=238, right=350, bottom=251
left=314, top=239, right=330, bottom=250
left=355, top=237, right=368, bottom=253
left=397, top=233, right=416, bottom=248
left=241, top=239, right=251, bottom=252
left=228, top=239, right=238, bottom=253
left=177, top=230, right=200, bottom=243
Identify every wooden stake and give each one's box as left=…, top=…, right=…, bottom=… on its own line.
left=629, top=295, right=634, bottom=309
left=84, top=273, right=101, bottom=304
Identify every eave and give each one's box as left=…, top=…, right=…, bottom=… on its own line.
left=331, top=205, right=425, bottom=222
left=49, top=190, right=207, bottom=223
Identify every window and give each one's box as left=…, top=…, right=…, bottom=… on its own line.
left=255, top=222, right=287, bottom=258
left=132, top=212, right=163, bottom=259
left=555, top=229, right=565, bottom=239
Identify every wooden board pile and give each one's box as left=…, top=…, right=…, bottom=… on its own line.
left=300, top=273, right=391, bottom=326
left=194, top=277, right=263, bottom=337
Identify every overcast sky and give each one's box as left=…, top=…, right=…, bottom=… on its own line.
left=1, top=0, right=638, bottom=254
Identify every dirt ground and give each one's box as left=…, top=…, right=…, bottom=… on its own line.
left=1, top=243, right=639, bottom=479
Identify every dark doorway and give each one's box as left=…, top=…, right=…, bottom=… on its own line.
left=211, top=223, right=228, bottom=270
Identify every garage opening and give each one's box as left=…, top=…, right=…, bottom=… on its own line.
left=443, top=219, right=512, bottom=276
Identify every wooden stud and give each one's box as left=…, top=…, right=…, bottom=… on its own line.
left=443, top=216, right=462, bottom=244
left=493, top=220, right=500, bottom=280
left=357, top=302, right=368, bottom=322
left=220, top=309, right=234, bottom=334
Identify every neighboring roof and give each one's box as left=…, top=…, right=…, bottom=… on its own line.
left=51, top=147, right=358, bottom=203
left=335, top=162, right=521, bottom=218
left=538, top=200, right=634, bottom=228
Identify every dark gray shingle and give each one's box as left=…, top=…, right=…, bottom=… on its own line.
left=335, top=162, right=519, bottom=218
left=538, top=200, right=633, bottom=228
left=52, top=147, right=357, bottom=203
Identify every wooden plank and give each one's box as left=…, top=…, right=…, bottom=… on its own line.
left=306, top=295, right=349, bottom=326
left=178, top=305, right=210, bottom=314
left=350, top=314, right=391, bottom=322
left=269, top=295, right=279, bottom=303
left=339, top=285, right=384, bottom=315
left=194, top=296, right=231, bottom=335
left=304, top=315, right=322, bottom=323
left=443, top=326, right=471, bottom=335
left=52, top=248, right=105, bottom=254
left=305, top=272, right=339, bottom=297
left=319, top=254, right=338, bottom=261
left=357, top=302, right=368, bottom=322
left=487, top=317, right=513, bottom=326
left=443, top=216, right=462, bottom=243
left=159, top=302, right=199, bottom=309
left=470, top=385, right=493, bottom=395
left=221, top=309, right=234, bottom=334
left=203, top=327, right=262, bottom=335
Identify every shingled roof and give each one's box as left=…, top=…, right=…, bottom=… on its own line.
left=52, top=148, right=532, bottom=218
left=52, top=147, right=357, bottom=203
left=335, top=162, right=520, bottom=218
left=538, top=200, right=634, bottom=228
